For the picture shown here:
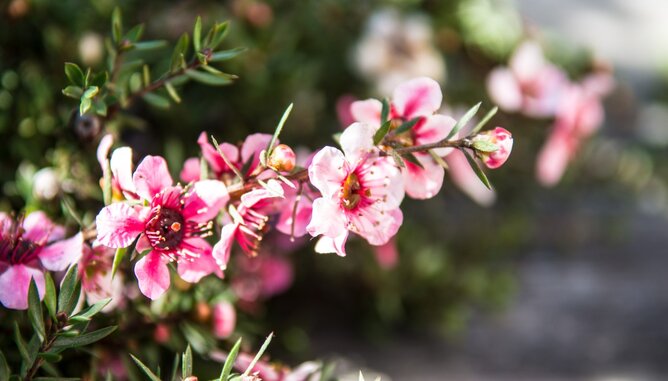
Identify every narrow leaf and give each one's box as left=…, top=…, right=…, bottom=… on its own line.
left=394, top=117, right=421, bottom=135
left=171, top=33, right=190, bottom=72
left=462, top=148, right=491, bottom=189
left=389, top=150, right=405, bottom=168
left=64, top=63, right=85, bottom=87
left=211, top=136, right=244, bottom=182
left=37, top=352, right=62, bottom=363
left=445, top=102, right=481, bottom=140
left=13, top=322, right=31, bottom=366
left=165, top=82, right=182, bottom=103
left=470, top=106, right=498, bottom=136
left=79, top=98, right=92, bottom=115
left=62, top=86, right=83, bottom=99
left=44, top=273, right=57, bottom=321
left=28, top=278, right=46, bottom=343
left=193, top=16, right=202, bottom=52
left=373, top=121, right=392, bottom=145
left=111, top=7, right=122, bottom=44
left=52, top=326, right=117, bottom=349
left=380, top=98, right=390, bottom=124
left=242, top=332, right=274, bottom=377
left=402, top=152, right=424, bottom=169
left=0, top=351, right=10, bottom=380
left=170, top=353, right=180, bottom=381
left=130, top=354, right=161, bottom=381
left=219, top=338, right=242, bottom=381
left=74, top=298, right=111, bottom=319
left=125, top=24, right=144, bottom=42
left=472, top=139, right=498, bottom=153
left=265, top=103, right=294, bottom=157
left=102, top=159, right=112, bottom=205
left=182, top=345, right=193, bottom=378
left=61, top=195, right=84, bottom=227
left=143, top=93, right=170, bottom=109
left=133, top=40, right=168, bottom=51
left=429, top=150, right=449, bottom=170
left=209, top=47, right=247, bottom=62
left=58, top=264, right=79, bottom=314
left=185, top=70, right=234, bottom=86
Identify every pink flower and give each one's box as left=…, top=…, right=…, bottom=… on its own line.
left=350, top=77, right=456, bottom=199
left=97, top=135, right=138, bottom=200
left=536, top=76, right=611, bottom=186
left=487, top=41, right=567, bottom=118
left=183, top=132, right=274, bottom=183
left=79, top=243, right=125, bottom=311
left=472, top=127, right=514, bottom=169
left=0, top=212, right=83, bottom=309
left=275, top=181, right=318, bottom=239
left=212, top=179, right=284, bottom=267
left=96, top=156, right=229, bottom=299
left=232, top=254, right=294, bottom=304
left=373, top=238, right=399, bottom=269
left=213, top=300, right=236, bottom=339
left=235, top=354, right=321, bottom=381
left=306, top=122, right=404, bottom=256
left=267, top=144, right=296, bottom=173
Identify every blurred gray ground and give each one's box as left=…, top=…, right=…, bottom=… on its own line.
left=312, top=1, right=668, bottom=380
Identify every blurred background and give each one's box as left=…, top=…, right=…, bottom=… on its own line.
left=1, top=0, right=668, bottom=380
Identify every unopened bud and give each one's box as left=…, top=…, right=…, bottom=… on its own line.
left=472, top=127, right=513, bottom=169
left=267, top=144, right=296, bottom=172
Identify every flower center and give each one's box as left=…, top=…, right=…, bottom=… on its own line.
left=145, top=207, right=185, bottom=250
left=0, top=220, right=43, bottom=265
left=341, top=172, right=368, bottom=210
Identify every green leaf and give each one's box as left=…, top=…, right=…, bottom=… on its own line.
left=389, top=150, right=405, bottom=168
left=143, top=93, right=170, bottom=109
left=74, top=298, right=111, bottom=319
left=265, top=103, right=294, bottom=158
left=61, top=196, right=83, bottom=228
left=181, top=345, right=193, bottom=378
left=171, top=33, right=190, bottom=72
left=130, top=354, right=161, bottom=381
left=44, top=273, right=57, bottom=321
left=170, top=353, right=180, bottom=381
left=125, top=24, right=144, bottom=43
left=94, top=99, right=108, bottom=117
left=57, top=264, right=80, bottom=315
left=37, top=352, right=62, bottom=363
left=165, top=82, right=182, bottom=103
left=0, top=351, right=10, bottom=380
left=462, top=148, right=491, bottom=189
left=380, top=98, right=390, bottom=124
left=185, top=70, right=234, bottom=86
left=62, top=86, right=83, bottom=99
left=91, top=71, right=108, bottom=88
left=196, top=52, right=208, bottom=65
left=209, top=47, right=247, bottom=62
left=79, top=98, right=92, bottom=115
left=242, top=332, right=274, bottom=377
left=472, top=139, right=498, bottom=153
left=470, top=106, right=498, bottom=136
left=219, top=338, right=242, bottom=381
left=64, top=63, right=85, bottom=87
left=142, top=65, right=151, bottom=87
left=402, top=152, right=424, bottom=169
left=133, top=40, right=168, bottom=51
left=193, top=16, right=202, bottom=52
left=394, top=117, right=421, bottom=135
left=429, top=150, right=449, bottom=170
left=181, top=322, right=215, bottom=354
left=52, top=326, right=117, bottom=350
left=83, top=86, right=99, bottom=99
left=204, top=21, right=229, bottom=50
left=111, top=7, right=122, bottom=44
left=112, top=236, right=139, bottom=280
left=28, top=278, right=46, bottom=343
left=13, top=322, right=31, bottom=367
left=446, top=102, right=481, bottom=140
left=373, top=120, right=391, bottom=145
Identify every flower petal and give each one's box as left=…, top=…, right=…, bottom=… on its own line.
left=392, top=77, right=442, bottom=119
left=96, top=134, right=114, bottom=172
left=240, top=133, right=273, bottom=174
left=39, top=232, right=83, bottom=272
left=536, top=129, right=574, bottom=187
left=133, top=155, right=173, bottom=201
left=0, top=264, right=44, bottom=310
left=177, top=238, right=221, bottom=282
left=212, top=223, right=238, bottom=270
left=357, top=207, right=403, bottom=246
left=180, top=157, right=201, bottom=183
left=110, top=147, right=136, bottom=197
left=23, top=211, right=64, bottom=242
left=340, top=122, right=378, bottom=163
left=198, top=132, right=240, bottom=175
left=213, top=301, right=236, bottom=339
left=308, top=147, right=349, bottom=199
left=350, top=98, right=383, bottom=125
left=314, top=232, right=348, bottom=257
left=134, top=251, right=170, bottom=300
left=96, top=203, right=146, bottom=248
left=486, top=67, right=522, bottom=113
left=402, top=154, right=444, bottom=199
left=306, top=197, right=348, bottom=240
left=182, top=180, right=229, bottom=222
left=414, top=114, right=457, bottom=156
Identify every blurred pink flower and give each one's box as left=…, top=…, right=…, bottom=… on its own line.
left=350, top=77, right=457, bottom=199
left=232, top=254, right=294, bottom=304
left=373, top=238, right=399, bottom=269
left=235, top=353, right=320, bottom=381
left=307, top=123, right=404, bottom=256
left=487, top=41, right=567, bottom=118
left=79, top=243, right=124, bottom=311
left=213, top=300, right=237, bottom=339
left=96, top=156, right=228, bottom=299
left=473, top=127, right=514, bottom=169
left=0, top=212, right=82, bottom=309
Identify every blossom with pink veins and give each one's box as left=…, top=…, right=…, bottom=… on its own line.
left=0, top=211, right=83, bottom=310
left=536, top=73, right=612, bottom=187
left=473, top=127, right=514, bottom=169
left=306, top=122, right=405, bottom=256
left=79, top=243, right=125, bottom=311
left=180, top=132, right=273, bottom=183
left=95, top=155, right=229, bottom=299
left=486, top=41, right=567, bottom=118
left=212, top=179, right=285, bottom=267
left=213, top=300, right=236, bottom=339
left=350, top=77, right=457, bottom=199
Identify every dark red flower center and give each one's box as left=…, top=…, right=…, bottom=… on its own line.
left=0, top=219, right=43, bottom=265
left=144, top=207, right=185, bottom=251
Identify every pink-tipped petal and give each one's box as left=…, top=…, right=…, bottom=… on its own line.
left=39, top=232, right=83, bottom=272
left=487, top=68, right=523, bottom=113
left=134, top=251, right=170, bottom=300
left=402, top=154, right=445, bottom=199
left=110, top=147, right=136, bottom=196
left=392, top=77, right=442, bottom=119
left=308, top=147, right=349, bottom=199
left=340, top=122, right=378, bottom=163
left=96, top=203, right=146, bottom=248
left=350, top=99, right=383, bottom=125
left=133, top=155, right=173, bottom=201
left=212, top=224, right=237, bottom=270
left=414, top=114, right=457, bottom=157
left=177, top=238, right=221, bottom=282
left=180, top=157, right=202, bottom=183
left=0, top=265, right=45, bottom=310
left=240, top=179, right=284, bottom=208
left=23, top=211, right=64, bottom=242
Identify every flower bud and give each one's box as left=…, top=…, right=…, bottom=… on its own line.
left=153, top=323, right=171, bottom=344
left=213, top=301, right=236, bottom=339
left=267, top=144, right=296, bottom=172
left=472, top=127, right=513, bottom=169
